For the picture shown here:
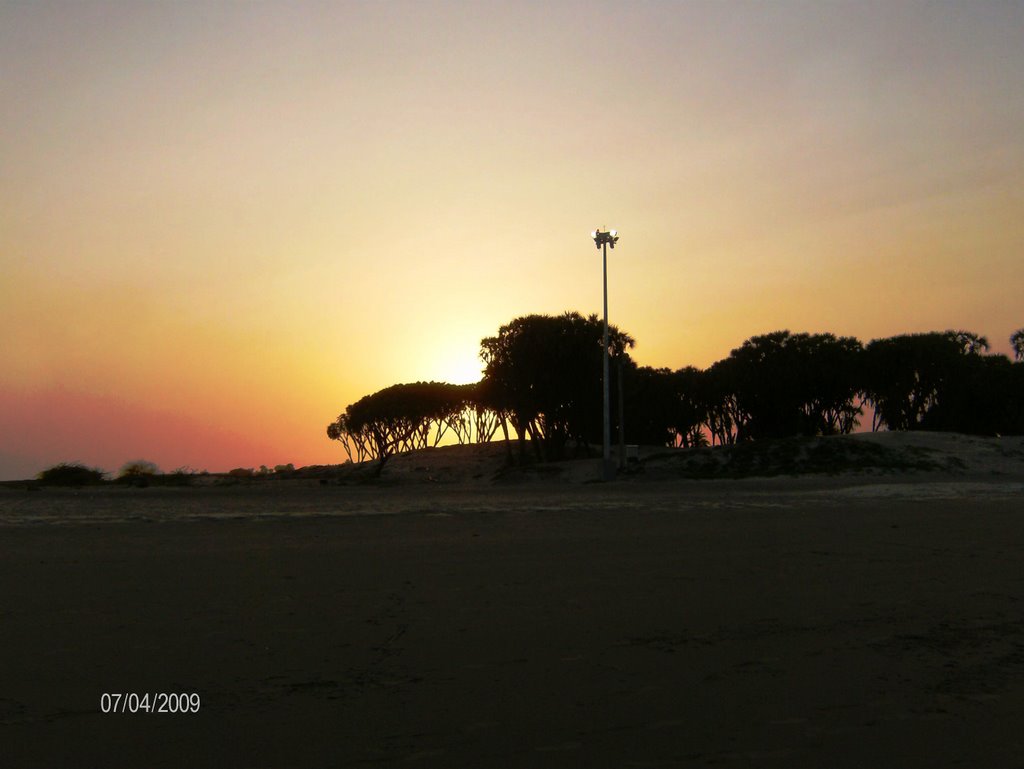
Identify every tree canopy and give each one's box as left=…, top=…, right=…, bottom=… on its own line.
left=327, top=381, right=493, bottom=471
left=479, top=312, right=635, bottom=460
left=326, top=316, right=1024, bottom=468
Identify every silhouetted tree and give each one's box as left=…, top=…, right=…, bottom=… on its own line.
left=669, top=366, right=709, bottom=447
left=326, top=318, right=1023, bottom=469
left=795, top=333, right=864, bottom=435
left=702, top=358, right=742, bottom=446
left=1007, top=361, right=1024, bottom=433
left=709, top=331, right=863, bottom=441
left=619, top=366, right=679, bottom=447
left=863, top=330, right=987, bottom=431
left=480, top=312, right=635, bottom=461
left=441, top=382, right=500, bottom=445
left=1012, top=328, right=1024, bottom=362
left=327, top=413, right=370, bottom=464
left=921, top=352, right=1023, bottom=435
left=950, top=330, right=990, bottom=355
left=326, top=381, right=500, bottom=472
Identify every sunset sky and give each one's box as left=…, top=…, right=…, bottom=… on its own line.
left=2, top=1, right=1022, bottom=479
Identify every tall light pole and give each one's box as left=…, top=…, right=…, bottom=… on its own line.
left=592, top=228, right=619, bottom=480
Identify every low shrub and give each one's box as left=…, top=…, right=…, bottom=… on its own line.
left=37, top=462, right=106, bottom=486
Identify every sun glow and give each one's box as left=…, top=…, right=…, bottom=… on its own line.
left=434, top=348, right=484, bottom=386
left=405, top=320, right=489, bottom=387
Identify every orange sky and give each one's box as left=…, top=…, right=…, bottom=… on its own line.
left=2, top=1, right=1023, bottom=479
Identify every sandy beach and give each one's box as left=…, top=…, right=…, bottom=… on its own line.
left=2, top=443, right=1024, bottom=767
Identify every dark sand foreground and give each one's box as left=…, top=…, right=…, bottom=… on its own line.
left=2, top=474, right=1024, bottom=767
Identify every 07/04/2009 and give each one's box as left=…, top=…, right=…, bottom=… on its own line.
left=100, top=692, right=200, bottom=714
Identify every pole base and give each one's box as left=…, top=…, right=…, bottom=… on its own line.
left=601, top=458, right=617, bottom=482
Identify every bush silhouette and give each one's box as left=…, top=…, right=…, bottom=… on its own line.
left=119, top=460, right=160, bottom=478
left=38, top=463, right=106, bottom=486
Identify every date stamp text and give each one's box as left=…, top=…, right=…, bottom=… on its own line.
left=100, top=692, right=201, bottom=714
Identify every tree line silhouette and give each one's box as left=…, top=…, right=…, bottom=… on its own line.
left=327, top=312, right=1024, bottom=470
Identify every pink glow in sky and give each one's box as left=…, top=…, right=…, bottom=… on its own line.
left=2, top=1, right=1023, bottom=479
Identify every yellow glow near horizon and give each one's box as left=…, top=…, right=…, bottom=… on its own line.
left=432, top=349, right=485, bottom=386
left=2, top=1, right=1023, bottom=479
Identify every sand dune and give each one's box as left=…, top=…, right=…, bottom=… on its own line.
left=342, top=430, right=1024, bottom=486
